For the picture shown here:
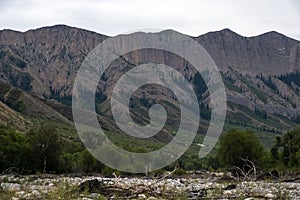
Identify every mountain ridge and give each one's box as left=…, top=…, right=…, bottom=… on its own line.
left=0, top=25, right=299, bottom=135
left=2, top=25, right=299, bottom=41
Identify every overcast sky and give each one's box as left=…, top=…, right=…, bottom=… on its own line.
left=0, top=0, right=299, bottom=40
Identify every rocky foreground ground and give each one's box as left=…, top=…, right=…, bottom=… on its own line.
left=0, top=172, right=300, bottom=199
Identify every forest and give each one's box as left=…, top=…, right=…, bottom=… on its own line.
left=1, top=123, right=299, bottom=176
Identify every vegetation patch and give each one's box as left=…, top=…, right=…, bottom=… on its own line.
left=8, top=55, right=27, bottom=69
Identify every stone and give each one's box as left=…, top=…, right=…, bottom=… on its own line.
left=0, top=183, right=21, bottom=191
left=15, top=190, right=26, bottom=196
left=82, top=198, right=93, bottom=200
left=138, top=194, right=147, bottom=199
left=264, top=193, right=275, bottom=198
left=88, top=193, right=101, bottom=199
left=23, top=193, right=33, bottom=199
left=189, top=189, right=207, bottom=199
left=223, top=190, right=233, bottom=195
left=147, top=197, right=159, bottom=200
left=32, top=189, right=41, bottom=196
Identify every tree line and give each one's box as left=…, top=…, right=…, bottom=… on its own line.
left=0, top=123, right=106, bottom=175
left=0, top=123, right=299, bottom=175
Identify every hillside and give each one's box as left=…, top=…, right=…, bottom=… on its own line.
left=0, top=100, right=31, bottom=131
left=0, top=25, right=299, bottom=137
left=0, top=80, right=71, bottom=128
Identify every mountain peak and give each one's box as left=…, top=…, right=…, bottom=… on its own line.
left=32, top=24, right=74, bottom=32
left=25, top=24, right=102, bottom=35
left=219, top=28, right=236, bottom=33
left=199, top=28, right=242, bottom=38
left=256, top=30, right=289, bottom=39
left=218, top=28, right=242, bottom=37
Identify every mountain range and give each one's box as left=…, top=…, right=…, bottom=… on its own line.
left=0, top=25, right=300, bottom=142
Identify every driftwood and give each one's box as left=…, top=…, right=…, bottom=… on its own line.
left=230, top=158, right=258, bottom=181
left=78, top=179, right=176, bottom=199
left=78, top=168, right=182, bottom=199
left=1, top=167, right=20, bottom=175
left=257, top=170, right=279, bottom=180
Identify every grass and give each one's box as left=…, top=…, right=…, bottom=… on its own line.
left=103, top=130, right=165, bottom=153
left=46, top=180, right=82, bottom=199
left=0, top=191, right=15, bottom=200
left=274, top=189, right=292, bottom=200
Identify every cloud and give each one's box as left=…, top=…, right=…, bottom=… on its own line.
left=0, top=0, right=299, bottom=40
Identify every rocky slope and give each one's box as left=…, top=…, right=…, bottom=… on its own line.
left=0, top=100, right=31, bottom=131
left=0, top=25, right=299, bottom=134
left=0, top=25, right=107, bottom=99
left=0, top=81, right=71, bottom=128
left=196, top=29, right=300, bottom=74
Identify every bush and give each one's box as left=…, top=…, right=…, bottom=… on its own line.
left=0, top=124, right=31, bottom=173
left=78, top=149, right=104, bottom=173
left=216, top=129, right=264, bottom=170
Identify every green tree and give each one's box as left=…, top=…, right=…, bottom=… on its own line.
left=0, top=124, right=31, bottom=173
left=217, top=129, right=264, bottom=170
left=271, top=128, right=300, bottom=167
left=78, top=149, right=103, bottom=173
left=29, top=124, right=61, bottom=173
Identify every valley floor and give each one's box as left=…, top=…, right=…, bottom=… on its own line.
left=0, top=172, right=300, bottom=199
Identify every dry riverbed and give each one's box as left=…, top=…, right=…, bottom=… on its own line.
left=0, top=172, right=300, bottom=199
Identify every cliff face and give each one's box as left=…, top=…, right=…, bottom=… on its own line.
left=195, top=29, right=300, bottom=74
left=0, top=25, right=300, bottom=133
left=1, top=26, right=299, bottom=96
left=0, top=25, right=107, bottom=99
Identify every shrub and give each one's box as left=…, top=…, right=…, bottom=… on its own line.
left=216, top=129, right=264, bottom=170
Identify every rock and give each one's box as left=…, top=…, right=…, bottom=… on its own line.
left=147, top=197, right=158, bottom=200
left=223, top=190, right=233, bottom=195
left=23, top=193, right=33, bottom=199
left=264, top=193, right=275, bottom=198
left=189, top=189, right=207, bottom=199
left=82, top=198, right=93, bottom=200
left=88, top=193, right=101, bottom=199
left=138, top=194, right=147, bottom=199
left=0, top=183, right=21, bottom=191
left=30, top=185, right=43, bottom=191
left=32, top=189, right=41, bottom=197
left=15, top=191, right=26, bottom=197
